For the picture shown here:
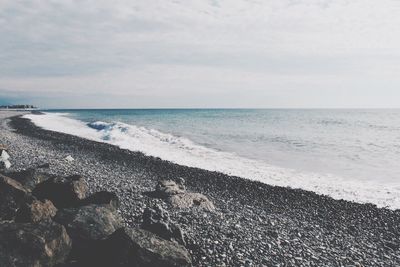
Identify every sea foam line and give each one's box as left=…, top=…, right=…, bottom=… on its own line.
left=24, top=113, right=400, bottom=210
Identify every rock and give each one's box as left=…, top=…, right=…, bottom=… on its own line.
left=15, top=198, right=57, bottom=223
left=106, top=228, right=192, bottom=267
left=33, top=174, right=88, bottom=208
left=142, top=205, right=186, bottom=245
left=0, top=160, right=11, bottom=169
left=152, top=180, right=215, bottom=211
left=0, top=150, right=10, bottom=161
left=80, top=191, right=120, bottom=210
left=65, top=155, right=74, bottom=162
left=54, top=204, right=123, bottom=262
left=0, top=174, right=29, bottom=220
left=155, top=180, right=186, bottom=198
left=0, top=221, right=72, bottom=267
left=4, top=168, right=54, bottom=190
left=169, top=192, right=215, bottom=211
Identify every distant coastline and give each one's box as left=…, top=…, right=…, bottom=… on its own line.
left=0, top=104, right=38, bottom=111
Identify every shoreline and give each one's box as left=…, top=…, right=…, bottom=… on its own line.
left=2, top=111, right=400, bottom=266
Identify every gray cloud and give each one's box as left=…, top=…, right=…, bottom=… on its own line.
left=1, top=0, right=400, bottom=107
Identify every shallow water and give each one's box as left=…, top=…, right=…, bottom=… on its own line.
left=25, top=109, right=400, bottom=209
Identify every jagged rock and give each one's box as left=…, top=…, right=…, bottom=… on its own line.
left=54, top=204, right=123, bottom=262
left=33, top=175, right=88, bottom=208
left=0, top=221, right=72, bottom=267
left=169, top=192, right=215, bottom=211
left=80, top=191, right=120, bottom=210
left=155, top=180, right=186, bottom=198
left=0, top=174, right=29, bottom=220
left=142, top=205, right=186, bottom=246
left=15, top=198, right=57, bottom=223
left=106, top=228, right=192, bottom=267
left=4, top=168, right=54, bottom=190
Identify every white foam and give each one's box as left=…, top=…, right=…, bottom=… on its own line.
left=24, top=113, right=400, bottom=210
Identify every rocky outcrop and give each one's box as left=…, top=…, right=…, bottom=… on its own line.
left=0, top=165, right=192, bottom=267
left=142, top=205, right=186, bottom=245
left=15, top=198, right=57, bottom=223
left=154, top=180, right=215, bottom=211
left=107, top=228, right=192, bottom=267
left=33, top=174, right=88, bottom=208
left=80, top=191, right=120, bottom=210
left=0, top=174, right=29, bottom=220
left=0, top=221, right=72, bottom=267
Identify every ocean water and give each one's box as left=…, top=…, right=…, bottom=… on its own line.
left=24, top=109, right=400, bottom=209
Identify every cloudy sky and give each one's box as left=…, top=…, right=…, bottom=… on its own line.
left=1, top=0, right=400, bottom=108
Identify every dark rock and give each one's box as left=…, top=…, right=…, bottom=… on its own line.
left=142, top=205, right=186, bottom=246
left=106, top=228, right=192, bottom=267
left=4, top=168, right=54, bottom=190
left=155, top=180, right=185, bottom=198
left=54, top=204, right=123, bottom=262
left=33, top=174, right=88, bottom=208
left=15, top=198, right=57, bottom=223
left=0, top=221, right=72, bottom=267
left=80, top=191, right=120, bottom=210
left=0, top=174, right=28, bottom=220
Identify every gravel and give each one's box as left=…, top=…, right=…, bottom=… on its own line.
left=1, top=111, right=400, bottom=267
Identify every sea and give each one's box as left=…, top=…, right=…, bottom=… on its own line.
left=24, top=109, right=400, bottom=209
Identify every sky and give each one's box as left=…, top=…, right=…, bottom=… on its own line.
left=1, top=0, right=400, bottom=108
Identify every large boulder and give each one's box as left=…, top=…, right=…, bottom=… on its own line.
left=142, top=205, right=186, bottom=246
left=0, top=221, right=72, bottom=267
left=15, top=198, right=57, bottom=223
left=54, top=204, right=123, bottom=263
left=80, top=191, right=120, bottom=210
left=33, top=175, right=88, bottom=208
left=169, top=192, right=215, bottom=211
left=106, top=228, right=192, bottom=267
left=0, top=174, right=29, bottom=220
left=155, top=180, right=186, bottom=198
left=4, top=168, right=54, bottom=191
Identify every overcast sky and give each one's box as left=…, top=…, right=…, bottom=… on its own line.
left=1, top=0, right=400, bottom=108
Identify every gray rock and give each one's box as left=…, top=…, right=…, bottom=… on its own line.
left=0, top=174, right=29, bottom=220
left=33, top=174, right=88, bottom=208
left=142, top=205, right=186, bottom=245
left=107, top=228, right=192, bottom=267
left=169, top=192, right=215, bottom=211
left=155, top=180, right=186, bottom=198
left=15, top=198, right=57, bottom=223
left=0, top=221, right=72, bottom=267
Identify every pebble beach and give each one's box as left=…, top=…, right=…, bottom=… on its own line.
left=1, top=110, right=400, bottom=266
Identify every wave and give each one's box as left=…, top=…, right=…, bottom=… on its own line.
left=24, top=113, right=400, bottom=210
